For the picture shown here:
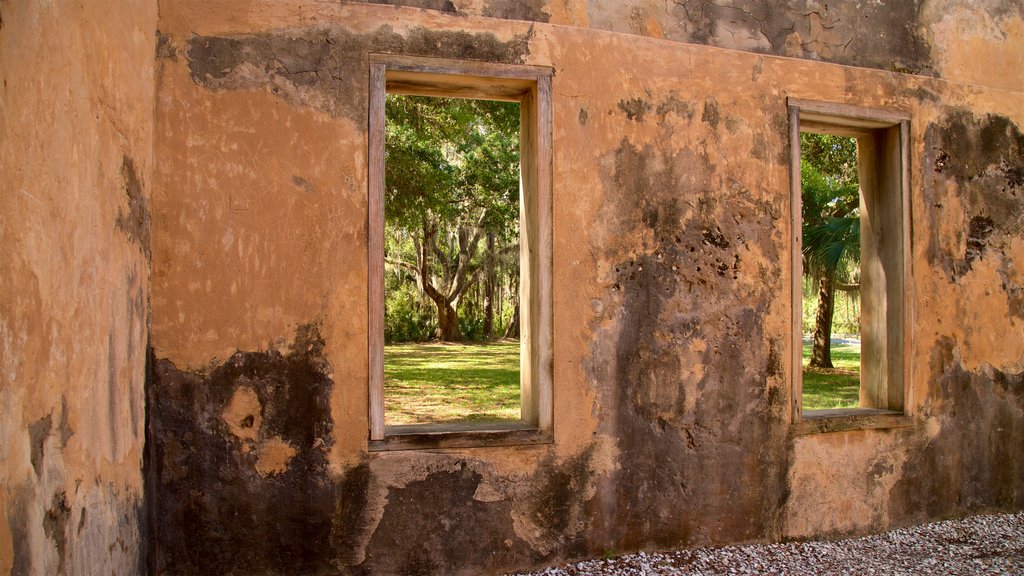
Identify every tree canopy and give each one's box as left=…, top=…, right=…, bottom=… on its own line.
left=800, top=133, right=860, bottom=281
left=384, top=95, right=521, bottom=342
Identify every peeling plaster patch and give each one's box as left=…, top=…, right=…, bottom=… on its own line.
left=185, top=25, right=532, bottom=121
left=924, top=111, right=1024, bottom=314
left=115, top=155, right=150, bottom=258
left=254, top=436, right=297, bottom=476
left=220, top=385, right=262, bottom=442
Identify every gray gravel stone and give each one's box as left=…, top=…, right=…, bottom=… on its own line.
left=506, top=512, right=1024, bottom=576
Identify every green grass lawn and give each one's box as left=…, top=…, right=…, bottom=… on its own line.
left=384, top=341, right=520, bottom=425
left=385, top=339, right=860, bottom=422
left=802, top=341, right=860, bottom=410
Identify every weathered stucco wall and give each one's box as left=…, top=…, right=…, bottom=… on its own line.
left=0, top=1, right=157, bottom=574
left=360, top=0, right=1024, bottom=91
left=144, top=1, right=1024, bottom=575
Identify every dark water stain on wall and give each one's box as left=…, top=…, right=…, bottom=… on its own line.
left=116, top=155, right=151, bottom=258
left=148, top=321, right=604, bottom=574
left=924, top=110, right=1024, bottom=316
left=483, top=0, right=549, bottom=23
left=149, top=323, right=337, bottom=575
left=184, top=24, right=532, bottom=122
left=585, top=138, right=789, bottom=552
left=349, top=0, right=942, bottom=76
left=364, top=0, right=458, bottom=13
left=363, top=464, right=531, bottom=574
left=8, top=488, right=32, bottom=576
left=889, top=336, right=1024, bottom=522
left=42, top=491, right=70, bottom=575
left=28, top=413, right=52, bottom=478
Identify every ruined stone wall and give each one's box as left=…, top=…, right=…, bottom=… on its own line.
left=0, top=1, right=157, bottom=574
left=146, top=1, right=1024, bottom=574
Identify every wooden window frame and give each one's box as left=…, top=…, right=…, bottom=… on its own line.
left=367, top=55, right=553, bottom=450
left=788, top=98, right=914, bottom=435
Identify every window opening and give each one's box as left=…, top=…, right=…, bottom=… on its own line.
left=367, top=56, right=552, bottom=448
left=789, top=99, right=910, bottom=426
left=800, top=133, right=861, bottom=410
left=383, top=94, right=523, bottom=425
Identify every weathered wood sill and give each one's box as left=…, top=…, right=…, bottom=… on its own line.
left=793, top=408, right=914, bottom=436
left=369, top=421, right=553, bottom=451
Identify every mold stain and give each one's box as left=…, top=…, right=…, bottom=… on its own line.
left=701, top=98, right=720, bottom=130
left=184, top=25, right=533, bottom=121
left=618, top=98, right=651, bottom=122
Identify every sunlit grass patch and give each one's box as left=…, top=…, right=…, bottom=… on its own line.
left=802, top=341, right=860, bottom=410
left=384, top=341, right=520, bottom=425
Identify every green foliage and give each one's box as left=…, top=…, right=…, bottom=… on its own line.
left=384, top=94, right=522, bottom=342
left=384, top=341, right=520, bottom=424
left=384, top=283, right=435, bottom=343
left=800, top=133, right=860, bottom=281
left=385, top=95, right=520, bottom=235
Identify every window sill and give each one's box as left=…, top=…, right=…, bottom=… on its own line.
left=793, top=408, right=914, bottom=436
left=368, top=420, right=553, bottom=451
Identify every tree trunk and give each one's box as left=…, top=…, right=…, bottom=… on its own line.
left=503, top=303, right=519, bottom=339
left=435, top=300, right=463, bottom=341
left=809, top=274, right=835, bottom=368
left=483, top=232, right=495, bottom=337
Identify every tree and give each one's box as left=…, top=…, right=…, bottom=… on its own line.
left=384, top=95, right=520, bottom=341
left=801, top=133, right=860, bottom=368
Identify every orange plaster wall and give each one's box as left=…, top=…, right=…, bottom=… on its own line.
left=0, top=1, right=157, bottom=573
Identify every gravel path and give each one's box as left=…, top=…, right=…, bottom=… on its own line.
left=508, top=512, right=1024, bottom=576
